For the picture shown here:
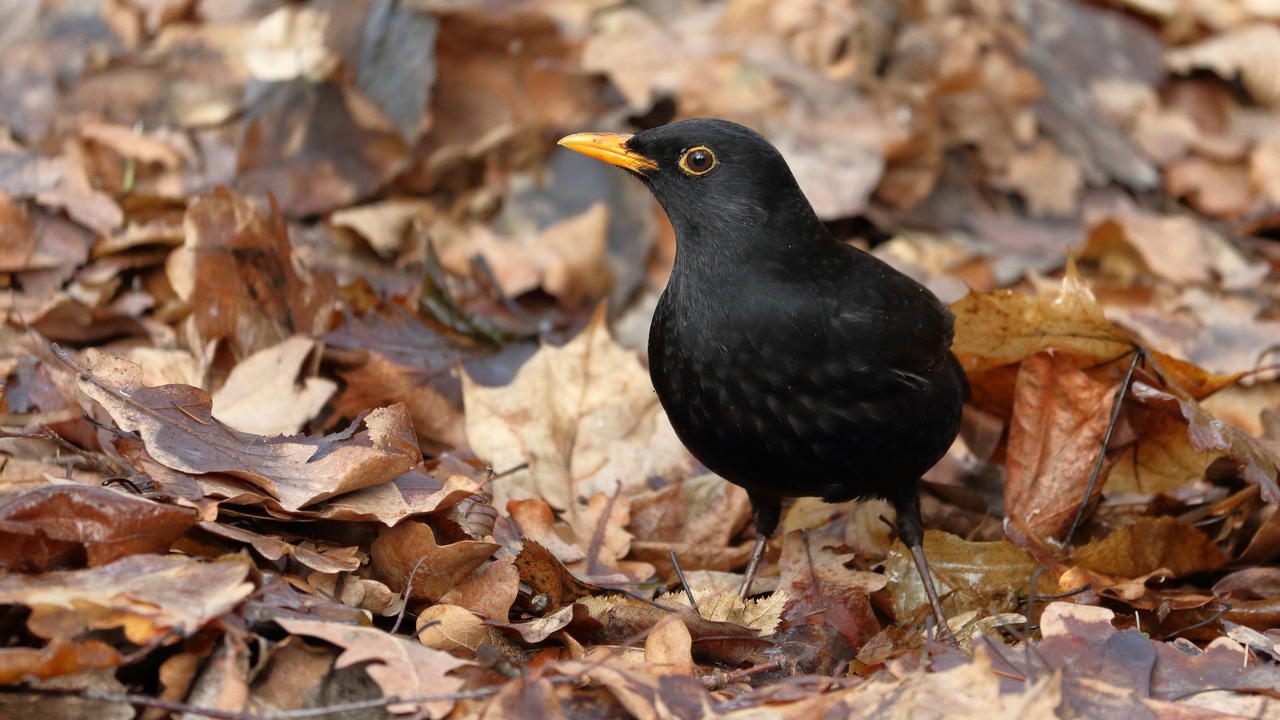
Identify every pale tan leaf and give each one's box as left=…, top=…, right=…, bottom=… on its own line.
left=463, top=305, right=694, bottom=510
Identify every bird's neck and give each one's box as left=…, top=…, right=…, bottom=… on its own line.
left=666, top=200, right=837, bottom=290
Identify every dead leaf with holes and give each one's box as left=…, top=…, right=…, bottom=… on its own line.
left=72, top=350, right=421, bottom=511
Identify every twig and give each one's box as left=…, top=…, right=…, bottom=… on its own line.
left=1162, top=600, right=1232, bottom=641
left=668, top=550, right=700, bottom=616
left=489, top=462, right=528, bottom=482
left=702, top=660, right=782, bottom=689
left=102, top=477, right=145, bottom=494
left=585, top=482, right=623, bottom=577
left=0, top=425, right=120, bottom=476
left=390, top=554, right=430, bottom=635
left=1063, top=349, right=1141, bottom=547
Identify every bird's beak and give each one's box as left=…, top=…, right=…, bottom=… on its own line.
left=557, top=132, right=658, bottom=174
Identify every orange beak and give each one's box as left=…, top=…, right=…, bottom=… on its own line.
left=557, top=132, right=658, bottom=173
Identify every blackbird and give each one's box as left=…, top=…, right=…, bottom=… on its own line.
left=559, top=119, right=966, bottom=637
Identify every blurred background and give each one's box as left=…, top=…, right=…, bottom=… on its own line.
left=0, top=0, right=1276, bottom=447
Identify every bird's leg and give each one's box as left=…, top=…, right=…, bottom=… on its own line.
left=738, top=534, right=766, bottom=598
left=895, top=490, right=957, bottom=645
left=739, top=494, right=781, bottom=598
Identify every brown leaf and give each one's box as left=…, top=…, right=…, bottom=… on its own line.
left=1133, top=382, right=1280, bottom=502
left=275, top=617, right=469, bottom=717
left=1165, top=25, right=1280, bottom=108
left=170, top=188, right=335, bottom=359
left=566, top=490, right=652, bottom=582
left=437, top=203, right=612, bottom=308
left=643, top=614, right=694, bottom=676
left=1004, top=141, right=1082, bottom=216
left=0, top=639, right=122, bottom=684
left=1004, top=352, right=1118, bottom=542
left=487, top=603, right=583, bottom=644
left=951, top=260, right=1133, bottom=375
left=196, top=521, right=359, bottom=574
left=0, top=193, right=37, bottom=272
left=209, top=336, right=335, bottom=436
left=438, top=555, right=519, bottom=621
left=476, top=675, right=568, bottom=720
left=306, top=468, right=486, bottom=526
left=513, top=539, right=605, bottom=613
left=463, top=305, right=694, bottom=511
left=74, top=351, right=421, bottom=511
left=416, top=604, right=490, bottom=654
left=0, top=485, right=195, bottom=571
left=1073, top=517, right=1229, bottom=579
left=236, top=82, right=408, bottom=217
left=552, top=660, right=715, bottom=720
left=771, top=531, right=881, bottom=672
left=884, top=530, right=1056, bottom=624
left=1103, top=408, right=1221, bottom=495
left=575, top=594, right=769, bottom=666
left=333, top=350, right=466, bottom=453
left=369, top=521, right=497, bottom=602
left=0, top=554, right=252, bottom=645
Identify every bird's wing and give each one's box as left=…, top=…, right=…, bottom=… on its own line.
left=800, top=251, right=958, bottom=396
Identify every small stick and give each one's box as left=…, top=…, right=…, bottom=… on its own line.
left=390, top=555, right=430, bottom=635
left=1162, top=600, right=1232, bottom=641
left=1063, top=349, right=1141, bottom=547
left=669, top=550, right=700, bottom=616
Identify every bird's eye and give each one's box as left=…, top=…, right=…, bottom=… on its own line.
left=679, top=146, right=717, bottom=176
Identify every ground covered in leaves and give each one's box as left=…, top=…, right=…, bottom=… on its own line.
left=1, top=0, right=1279, bottom=718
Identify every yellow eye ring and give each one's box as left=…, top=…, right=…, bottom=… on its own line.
left=679, top=146, right=717, bottom=176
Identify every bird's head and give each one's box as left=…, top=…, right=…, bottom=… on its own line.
left=559, top=119, right=820, bottom=247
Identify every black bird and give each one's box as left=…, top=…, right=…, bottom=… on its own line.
left=559, top=119, right=966, bottom=638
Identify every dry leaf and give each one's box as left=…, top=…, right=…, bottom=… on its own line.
left=369, top=521, right=498, bottom=602
left=75, top=351, right=421, bottom=511
left=210, top=336, right=336, bottom=436
left=0, top=485, right=195, bottom=571
left=0, top=554, right=252, bottom=646
left=463, top=304, right=694, bottom=511
left=275, top=617, right=469, bottom=717
left=1073, top=516, right=1230, bottom=578
left=1004, top=352, right=1118, bottom=542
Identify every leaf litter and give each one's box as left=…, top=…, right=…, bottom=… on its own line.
left=0, top=1, right=1278, bottom=718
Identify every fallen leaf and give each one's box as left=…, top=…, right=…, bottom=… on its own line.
left=463, top=304, right=694, bottom=511
left=75, top=351, right=421, bottom=511
left=276, top=617, right=469, bottom=717
left=438, top=555, right=519, bottom=621
left=643, top=614, right=694, bottom=676
left=0, top=554, right=252, bottom=646
left=416, top=604, right=490, bottom=654
left=0, top=485, right=195, bottom=571
left=197, top=521, right=360, bottom=574
left=210, top=336, right=336, bottom=436
left=951, top=260, right=1134, bottom=375
left=369, top=521, right=497, bottom=602
left=884, top=530, right=1056, bottom=623
left=513, top=539, right=608, bottom=613
left=1073, top=516, right=1229, bottom=578
left=170, top=188, right=335, bottom=359
left=1004, top=352, right=1118, bottom=542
